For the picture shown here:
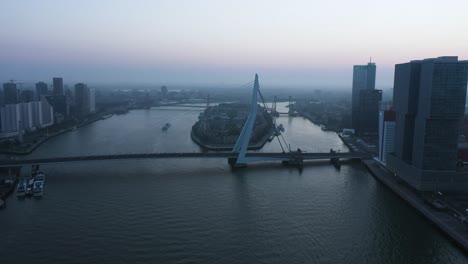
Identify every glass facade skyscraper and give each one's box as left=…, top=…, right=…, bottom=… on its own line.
left=3, top=82, right=18, bottom=105
left=352, top=62, right=378, bottom=134
left=35, top=82, right=48, bottom=100
left=387, top=56, right=468, bottom=191
left=53, top=77, right=64, bottom=95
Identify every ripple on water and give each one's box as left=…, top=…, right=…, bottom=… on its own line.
left=2, top=108, right=467, bottom=264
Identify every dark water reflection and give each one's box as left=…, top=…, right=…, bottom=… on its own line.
left=1, top=105, right=466, bottom=263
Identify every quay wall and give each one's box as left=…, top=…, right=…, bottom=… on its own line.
left=363, top=159, right=468, bottom=252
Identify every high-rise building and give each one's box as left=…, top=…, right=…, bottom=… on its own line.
left=45, top=95, right=69, bottom=123
left=0, top=97, right=54, bottom=139
left=386, top=56, right=468, bottom=191
left=0, top=104, right=19, bottom=133
left=74, top=83, right=88, bottom=117
left=74, top=83, right=95, bottom=117
left=378, top=110, right=396, bottom=164
left=53, top=77, right=64, bottom=95
left=35, top=82, right=48, bottom=100
left=65, top=87, right=74, bottom=106
left=357, top=89, right=382, bottom=135
left=40, top=96, right=54, bottom=128
left=3, top=82, right=18, bottom=105
left=351, top=61, right=376, bottom=133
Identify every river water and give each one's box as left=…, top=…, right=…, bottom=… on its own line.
left=0, top=103, right=466, bottom=263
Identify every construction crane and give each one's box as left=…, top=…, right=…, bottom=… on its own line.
left=8, top=79, right=25, bottom=90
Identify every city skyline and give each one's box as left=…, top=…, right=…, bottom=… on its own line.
left=1, top=0, right=468, bottom=87
left=3, top=2, right=468, bottom=263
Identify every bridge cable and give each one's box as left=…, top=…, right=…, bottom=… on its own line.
left=258, top=87, right=291, bottom=152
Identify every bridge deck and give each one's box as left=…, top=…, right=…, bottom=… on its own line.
left=0, top=152, right=372, bottom=166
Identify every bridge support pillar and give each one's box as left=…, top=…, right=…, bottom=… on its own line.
left=231, top=74, right=260, bottom=166
left=228, top=157, right=248, bottom=169
left=228, top=157, right=237, bottom=165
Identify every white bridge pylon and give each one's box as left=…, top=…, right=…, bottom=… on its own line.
left=231, top=74, right=294, bottom=165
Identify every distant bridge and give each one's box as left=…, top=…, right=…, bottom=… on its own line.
left=156, top=104, right=207, bottom=108
left=0, top=152, right=372, bottom=167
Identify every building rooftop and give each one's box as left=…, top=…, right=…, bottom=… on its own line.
left=408, top=56, right=468, bottom=64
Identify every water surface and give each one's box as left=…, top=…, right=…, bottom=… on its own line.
left=1, top=104, right=466, bottom=264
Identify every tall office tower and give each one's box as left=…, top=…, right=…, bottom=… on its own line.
left=351, top=61, right=376, bottom=133
left=357, top=89, right=382, bottom=135
left=378, top=110, right=396, bottom=164
left=65, top=87, right=74, bottom=105
left=53, top=77, right=64, bottom=95
left=75, top=83, right=90, bottom=117
left=0, top=104, right=19, bottom=133
left=386, top=56, right=468, bottom=191
left=3, top=82, right=18, bottom=105
left=35, top=82, right=48, bottom=100
left=45, top=95, right=69, bottom=123
left=40, top=96, right=54, bottom=128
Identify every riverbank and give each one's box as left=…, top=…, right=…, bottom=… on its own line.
left=363, top=159, right=468, bottom=252
left=0, top=113, right=114, bottom=155
left=300, top=112, right=342, bottom=132
left=338, top=134, right=357, bottom=152
left=191, top=128, right=274, bottom=151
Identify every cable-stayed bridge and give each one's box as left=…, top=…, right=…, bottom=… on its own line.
left=1, top=74, right=372, bottom=168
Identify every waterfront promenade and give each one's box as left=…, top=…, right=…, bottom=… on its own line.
left=363, top=159, right=468, bottom=251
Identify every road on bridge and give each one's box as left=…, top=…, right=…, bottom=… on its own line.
left=0, top=152, right=373, bottom=167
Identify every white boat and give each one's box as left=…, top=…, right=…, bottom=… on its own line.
left=16, top=180, right=27, bottom=197
left=35, top=172, right=45, bottom=184
left=33, top=181, right=44, bottom=197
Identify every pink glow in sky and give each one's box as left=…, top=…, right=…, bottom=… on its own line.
left=1, top=0, right=467, bottom=87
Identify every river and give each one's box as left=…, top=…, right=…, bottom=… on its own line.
left=0, top=103, right=466, bottom=263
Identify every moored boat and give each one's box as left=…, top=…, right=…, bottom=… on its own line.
left=35, top=172, right=45, bottom=184
left=33, top=181, right=44, bottom=197
left=16, top=179, right=27, bottom=197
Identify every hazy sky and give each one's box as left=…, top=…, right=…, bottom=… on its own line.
left=1, top=0, right=467, bottom=88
